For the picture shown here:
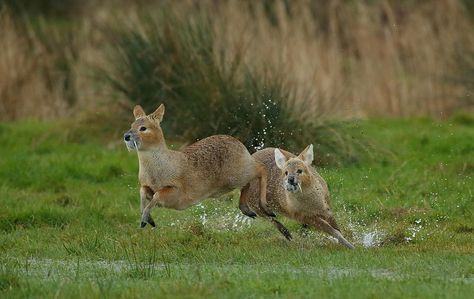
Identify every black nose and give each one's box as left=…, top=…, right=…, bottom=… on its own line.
left=288, top=176, right=296, bottom=185
left=124, top=133, right=131, bottom=141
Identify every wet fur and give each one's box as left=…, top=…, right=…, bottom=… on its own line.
left=243, top=147, right=354, bottom=249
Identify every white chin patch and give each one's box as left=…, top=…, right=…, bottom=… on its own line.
left=285, top=184, right=298, bottom=192
left=125, top=141, right=138, bottom=151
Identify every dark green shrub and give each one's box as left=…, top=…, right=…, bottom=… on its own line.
left=105, top=12, right=368, bottom=164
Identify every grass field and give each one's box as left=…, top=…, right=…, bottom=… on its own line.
left=0, top=118, right=473, bottom=298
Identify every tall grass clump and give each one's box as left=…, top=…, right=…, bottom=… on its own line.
left=105, top=11, right=373, bottom=165
left=3, top=1, right=474, bottom=121
left=219, top=0, right=474, bottom=118
left=0, top=7, right=108, bottom=121
left=0, top=8, right=77, bottom=121
left=0, top=9, right=60, bottom=121
left=105, top=12, right=361, bottom=162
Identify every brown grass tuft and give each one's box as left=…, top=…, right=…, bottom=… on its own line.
left=1, top=1, right=473, bottom=121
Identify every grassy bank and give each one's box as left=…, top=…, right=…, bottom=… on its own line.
left=0, top=118, right=473, bottom=298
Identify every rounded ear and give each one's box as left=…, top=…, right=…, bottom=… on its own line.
left=274, top=148, right=288, bottom=170
left=150, top=104, right=165, bottom=123
left=133, top=105, right=146, bottom=119
left=298, top=144, right=314, bottom=166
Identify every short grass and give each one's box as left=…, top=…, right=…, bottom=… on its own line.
left=0, top=118, right=473, bottom=298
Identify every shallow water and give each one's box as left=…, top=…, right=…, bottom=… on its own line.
left=8, top=257, right=473, bottom=284
left=6, top=257, right=402, bottom=281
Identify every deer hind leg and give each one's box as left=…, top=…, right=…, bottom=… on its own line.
left=140, top=186, right=156, bottom=228
left=239, top=183, right=257, bottom=218
left=256, top=163, right=275, bottom=217
left=271, top=218, right=292, bottom=241
left=302, top=215, right=354, bottom=249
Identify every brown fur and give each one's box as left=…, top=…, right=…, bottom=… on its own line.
left=124, top=104, right=273, bottom=228
left=243, top=146, right=354, bottom=249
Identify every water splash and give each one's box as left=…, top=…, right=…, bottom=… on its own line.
left=346, top=221, right=385, bottom=248
left=189, top=202, right=253, bottom=232
left=196, top=203, right=208, bottom=225
left=252, top=98, right=277, bottom=151
left=362, top=230, right=384, bottom=248
left=405, top=219, right=423, bottom=243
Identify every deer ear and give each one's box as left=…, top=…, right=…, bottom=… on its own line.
left=150, top=104, right=165, bottom=123
left=274, top=148, right=288, bottom=170
left=133, top=105, right=146, bottom=119
left=298, top=144, right=314, bottom=166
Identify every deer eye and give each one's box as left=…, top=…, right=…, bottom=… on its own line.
left=297, top=169, right=303, bottom=174
left=284, top=171, right=288, bottom=176
left=139, top=126, right=147, bottom=132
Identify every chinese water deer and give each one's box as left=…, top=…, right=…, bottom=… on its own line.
left=242, top=145, right=354, bottom=249
left=123, top=104, right=274, bottom=228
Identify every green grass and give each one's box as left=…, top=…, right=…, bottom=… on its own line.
left=0, top=118, right=473, bottom=298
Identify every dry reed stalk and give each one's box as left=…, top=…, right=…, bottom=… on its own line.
left=208, top=0, right=473, bottom=118
left=0, top=8, right=109, bottom=121
left=1, top=0, right=473, bottom=120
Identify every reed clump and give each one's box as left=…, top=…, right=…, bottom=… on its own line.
left=1, top=1, right=473, bottom=136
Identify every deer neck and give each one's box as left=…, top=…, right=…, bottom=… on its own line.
left=137, top=146, right=185, bottom=180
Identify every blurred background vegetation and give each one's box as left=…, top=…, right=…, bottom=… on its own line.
left=0, top=0, right=473, bottom=161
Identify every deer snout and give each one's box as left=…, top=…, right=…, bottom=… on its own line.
left=288, top=175, right=297, bottom=185
left=284, top=174, right=299, bottom=192
left=123, top=130, right=139, bottom=151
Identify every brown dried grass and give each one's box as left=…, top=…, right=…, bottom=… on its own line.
left=212, top=0, right=473, bottom=117
left=0, top=0, right=473, bottom=121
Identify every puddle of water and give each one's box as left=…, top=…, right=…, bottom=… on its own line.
left=9, top=257, right=404, bottom=281
left=14, top=258, right=133, bottom=279
left=5, top=258, right=473, bottom=284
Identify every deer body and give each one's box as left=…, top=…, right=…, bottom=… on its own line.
left=124, top=104, right=272, bottom=228
left=137, top=135, right=262, bottom=210
left=243, top=146, right=354, bottom=249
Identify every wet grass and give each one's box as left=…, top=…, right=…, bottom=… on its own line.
left=0, top=118, right=473, bottom=298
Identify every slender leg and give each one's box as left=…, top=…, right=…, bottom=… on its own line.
left=299, top=214, right=354, bottom=249
left=141, top=186, right=181, bottom=228
left=239, top=183, right=257, bottom=218
left=271, top=218, right=292, bottom=241
left=140, top=186, right=156, bottom=228
left=256, top=164, right=275, bottom=217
